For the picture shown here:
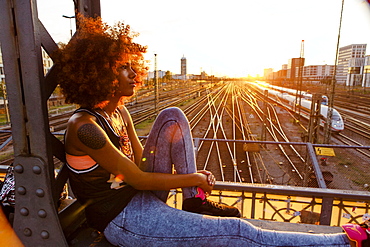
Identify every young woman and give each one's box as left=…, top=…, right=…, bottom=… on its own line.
left=55, top=16, right=356, bottom=247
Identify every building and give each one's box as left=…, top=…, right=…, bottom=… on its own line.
left=181, top=55, right=187, bottom=77
left=277, top=64, right=288, bottom=83
left=42, top=48, right=53, bottom=75
left=336, top=44, right=367, bottom=85
left=264, top=68, right=273, bottom=79
left=147, top=70, right=166, bottom=79
left=362, top=55, right=370, bottom=88
left=265, top=44, right=369, bottom=87
left=1, top=46, right=53, bottom=105
left=302, top=65, right=335, bottom=83
left=287, top=58, right=305, bottom=80
left=347, top=57, right=365, bottom=87
left=265, top=64, right=287, bottom=84
left=1, top=46, right=53, bottom=79
left=266, top=63, right=334, bottom=85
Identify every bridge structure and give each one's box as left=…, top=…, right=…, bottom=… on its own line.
left=0, top=0, right=102, bottom=245
left=1, top=1, right=370, bottom=246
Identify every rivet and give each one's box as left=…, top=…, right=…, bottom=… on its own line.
left=14, top=164, right=23, bottom=173
left=20, top=207, right=29, bottom=216
left=17, top=186, right=26, bottom=195
left=32, top=165, right=41, bottom=174
left=38, top=209, right=47, bottom=218
left=40, top=230, right=49, bottom=239
left=35, top=188, right=45, bottom=197
left=23, top=228, right=32, bottom=236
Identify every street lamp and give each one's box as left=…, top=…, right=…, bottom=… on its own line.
left=62, top=15, right=75, bottom=38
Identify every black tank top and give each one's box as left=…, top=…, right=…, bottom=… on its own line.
left=67, top=108, right=138, bottom=232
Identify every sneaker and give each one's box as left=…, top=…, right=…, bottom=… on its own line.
left=342, top=223, right=370, bottom=247
left=182, top=188, right=241, bottom=217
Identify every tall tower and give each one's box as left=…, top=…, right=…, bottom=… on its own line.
left=181, top=55, right=187, bottom=76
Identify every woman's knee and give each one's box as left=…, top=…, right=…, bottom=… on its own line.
left=158, top=107, right=186, bottom=121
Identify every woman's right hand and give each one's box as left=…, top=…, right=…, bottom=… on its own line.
left=195, top=172, right=214, bottom=195
left=197, top=170, right=216, bottom=186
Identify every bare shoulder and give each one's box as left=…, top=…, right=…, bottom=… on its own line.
left=65, top=111, right=102, bottom=154
left=117, top=105, right=130, bottom=116
left=117, top=105, right=133, bottom=122
left=67, top=111, right=98, bottom=131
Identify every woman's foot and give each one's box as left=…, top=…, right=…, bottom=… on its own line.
left=182, top=188, right=241, bottom=217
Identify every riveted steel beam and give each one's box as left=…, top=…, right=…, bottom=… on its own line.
left=0, top=0, right=68, bottom=245
left=0, top=0, right=101, bottom=245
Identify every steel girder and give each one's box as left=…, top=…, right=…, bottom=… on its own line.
left=0, top=0, right=101, bottom=246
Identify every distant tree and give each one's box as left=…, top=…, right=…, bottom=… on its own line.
left=164, top=71, right=172, bottom=81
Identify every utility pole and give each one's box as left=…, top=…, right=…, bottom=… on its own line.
left=261, top=90, right=268, bottom=144
left=154, top=54, right=159, bottom=115
left=361, top=67, right=369, bottom=93
left=324, top=0, right=344, bottom=144
left=295, top=40, right=304, bottom=122
left=307, top=94, right=322, bottom=143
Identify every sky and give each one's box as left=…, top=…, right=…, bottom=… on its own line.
left=36, top=0, right=370, bottom=77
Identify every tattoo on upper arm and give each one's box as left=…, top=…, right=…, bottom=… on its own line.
left=77, top=124, right=106, bottom=149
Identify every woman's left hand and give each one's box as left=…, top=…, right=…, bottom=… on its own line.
left=197, top=170, right=216, bottom=186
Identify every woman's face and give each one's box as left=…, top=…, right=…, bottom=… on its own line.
left=116, top=63, right=137, bottom=97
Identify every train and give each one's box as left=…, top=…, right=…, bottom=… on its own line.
left=250, top=82, right=344, bottom=132
left=257, top=83, right=328, bottom=105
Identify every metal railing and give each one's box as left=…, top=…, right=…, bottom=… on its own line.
left=172, top=138, right=370, bottom=227
left=2, top=131, right=370, bottom=227
left=168, top=182, right=370, bottom=227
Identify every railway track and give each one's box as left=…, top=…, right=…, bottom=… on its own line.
left=245, top=83, right=370, bottom=190
left=331, top=91, right=370, bottom=158
left=2, top=81, right=370, bottom=190
left=189, top=82, right=311, bottom=186
left=0, top=83, right=212, bottom=167
left=335, top=133, right=370, bottom=158
left=249, top=83, right=370, bottom=157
